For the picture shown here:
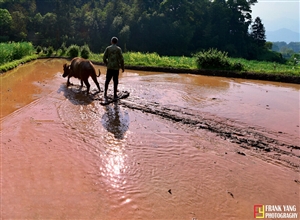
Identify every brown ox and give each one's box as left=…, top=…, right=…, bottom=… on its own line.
left=63, top=57, right=101, bottom=94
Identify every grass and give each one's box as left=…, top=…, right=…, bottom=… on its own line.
left=91, top=51, right=300, bottom=77
left=0, top=42, right=35, bottom=65
left=123, top=52, right=196, bottom=69
left=91, top=52, right=197, bottom=69
left=0, top=42, right=37, bottom=72
left=0, top=54, right=38, bottom=72
left=231, top=58, right=300, bottom=76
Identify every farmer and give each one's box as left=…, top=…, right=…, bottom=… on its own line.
left=103, top=36, right=125, bottom=99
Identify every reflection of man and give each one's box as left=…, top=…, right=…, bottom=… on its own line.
left=103, top=36, right=125, bottom=99
left=102, top=103, right=129, bottom=139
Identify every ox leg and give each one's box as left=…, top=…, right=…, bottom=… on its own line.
left=91, top=75, right=101, bottom=93
left=83, top=79, right=90, bottom=94
left=80, top=79, right=83, bottom=88
left=67, top=76, right=71, bottom=87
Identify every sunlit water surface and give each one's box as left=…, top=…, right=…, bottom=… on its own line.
left=1, top=59, right=299, bottom=219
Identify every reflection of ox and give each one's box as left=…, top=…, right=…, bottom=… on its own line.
left=63, top=57, right=101, bottom=94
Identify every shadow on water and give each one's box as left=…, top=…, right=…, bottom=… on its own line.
left=101, top=103, right=130, bottom=139
left=57, top=83, right=101, bottom=106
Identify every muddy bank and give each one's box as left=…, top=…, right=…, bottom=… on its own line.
left=4, top=57, right=298, bottom=84
left=82, top=58, right=300, bottom=84
left=121, top=65, right=300, bottom=84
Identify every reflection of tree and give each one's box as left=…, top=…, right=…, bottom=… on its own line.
left=101, top=103, right=129, bottom=139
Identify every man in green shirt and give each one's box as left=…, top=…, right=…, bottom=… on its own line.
left=103, top=36, right=125, bottom=99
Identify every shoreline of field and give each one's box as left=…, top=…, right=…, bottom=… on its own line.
left=118, top=64, right=300, bottom=84
left=1, top=56, right=299, bottom=84
left=91, top=59, right=300, bottom=84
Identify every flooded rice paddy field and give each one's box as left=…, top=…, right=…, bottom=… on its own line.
left=1, top=59, right=299, bottom=219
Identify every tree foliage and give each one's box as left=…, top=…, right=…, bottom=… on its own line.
left=0, top=0, right=273, bottom=60
left=0, top=9, right=12, bottom=37
left=250, top=17, right=266, bottom=46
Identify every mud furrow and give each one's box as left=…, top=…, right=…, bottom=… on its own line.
left=119, top=98, right=300, bottom=171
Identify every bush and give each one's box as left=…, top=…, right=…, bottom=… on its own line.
left=231, top=62, right=244, bottom=71
left=12, top=42, right=34, bottom=60
left=67, top=44, right=80, bottom=58
left=81, top=44, right=91, bottom=59
left=60, top=42, right=67, bottom=56
left=43, top=47, right=48, bottom=54
left=36, top=45, right=42, bottom=54
left=257, top=50, right=286, bottom=63
left=0, top=42, right=34, bottom=65
left=287, top=54, right=300, bottom=66
left=47, top=46, right=54, bottom=56
left=194, top=48, right=230, bottom=70
left=194, top=48, right=244, bottom=71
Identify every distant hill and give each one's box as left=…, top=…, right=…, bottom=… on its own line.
left=272, top=42, right=300, bottom=54
left=263, top=18, right=299, bottom=33
left=266, top=28, right=299, bottom=43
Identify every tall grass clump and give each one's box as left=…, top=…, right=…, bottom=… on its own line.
left=47, top=46, right=54, bottom=56
left=67, top=44, right=80, bottom=58
left=81, top=44, right=91, bottom=59
left=36, top=45, right=42, bottom=54
left=123, top=52, right=196, bottom=69
left=12, top=42, right=34, bottom=60
left=194, top=48, right=244, bottom=71
left=0, top=42, right=34, bottom=65
left=59, top=42, right=67, bottom=56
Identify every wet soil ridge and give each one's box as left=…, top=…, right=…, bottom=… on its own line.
left=90, top=60, right=300, bottom=84
left=119, top=97, right=300, bottom=171
left=122, top=65, right=300, bottom=84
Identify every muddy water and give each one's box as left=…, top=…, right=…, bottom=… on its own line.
left=1, top=59, right=299, bottom=219
left=121, top=72, right=299, bottom=136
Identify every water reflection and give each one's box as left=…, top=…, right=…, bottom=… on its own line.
left=101, top=103, right=130, bottom=139
left=100, top=103, right=130, bottom=188
left=100, top=137, right=128, bottom=189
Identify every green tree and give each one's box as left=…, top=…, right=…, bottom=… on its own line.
left=288, top=42, right=300, bottom=53
left=250, top=17, right=266, bottom=46
left=265, top=42, right=273, bottom=50
left=88, top=7, right=107, bottom=52
left=11, top=11, right=27, bottom=41
left=226, top=0, right=257, bottom=57
left=159, top=0, right=196, bottom=55
left=203, top=0, right=230, bottom=50
left=0, top=8, right=12, bottom=41
left=119, top=25, right=130, bottom=52
left=0, top=0, right=268, bottom=60
left=41, top=12, right=57, bottom=46
left=247, top=16, right=266, bottom=59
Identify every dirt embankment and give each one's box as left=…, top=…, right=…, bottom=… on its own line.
left=2, top=57, right=298, bottom=84
left=122, top=65, right=300, bottom=84
left=87, top=59, right=300, bottom=84
left=35, top=57, right=300, bottom=84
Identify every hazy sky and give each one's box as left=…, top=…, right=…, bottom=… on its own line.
left=251, top=0, right=299, bottom=32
